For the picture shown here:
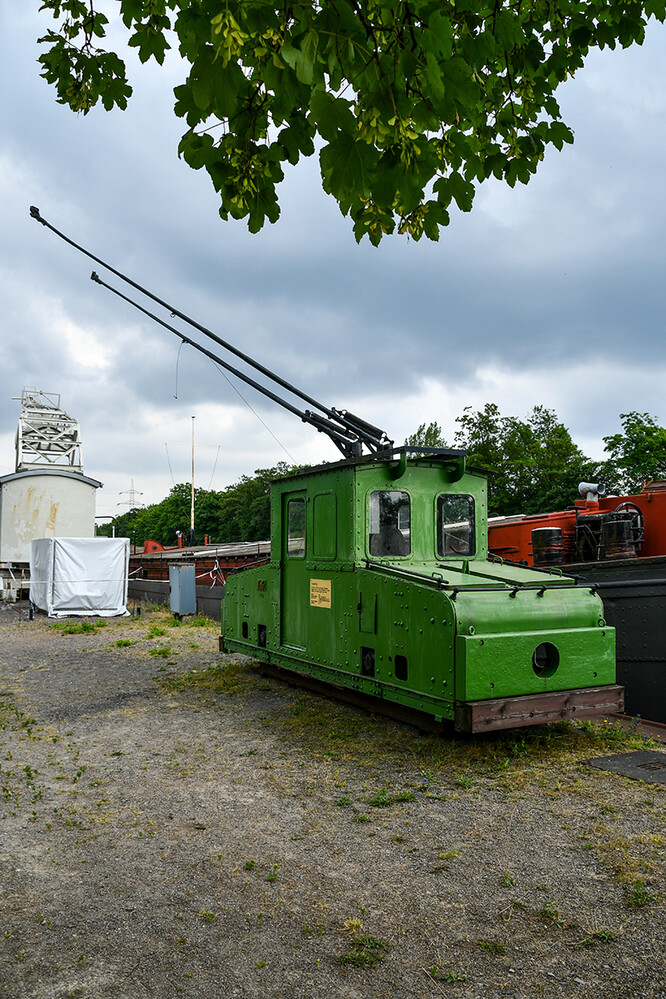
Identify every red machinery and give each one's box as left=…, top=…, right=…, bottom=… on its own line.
left=488, top=481, right=666, bottom=567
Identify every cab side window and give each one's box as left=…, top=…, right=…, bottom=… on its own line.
left=437, top=494, right=475, bottom=556
left=287, top=498, right=306, bottom=557
left=368, top=490, right=411, bottom=556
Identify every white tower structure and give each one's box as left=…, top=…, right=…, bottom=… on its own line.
left=0, top=389, right=102, bottom=574
left=15, top=388, right=83, bottom=472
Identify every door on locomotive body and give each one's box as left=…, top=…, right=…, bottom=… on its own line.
left=280, top=490, right=307, bottom=649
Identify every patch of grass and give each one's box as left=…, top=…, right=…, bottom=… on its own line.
left=576, top=929, right=616, bottom=949
left=187, top=614, right=214, bottom=628
left=335, top=796, right=352, bottom=807
left=149, top=647, right=171, bottom=658
left=115, top=639, right=133, bottom=648
left=627, top=879, right=652, bottom=908
left=266, top=861, right=279, bottom=883
left=369, top=789, right=392, bottom=808
left=582, top=822, right=662, bottom=884
left=367, top=787, right=417, bottom=807
left=339, top=933, right=392, bottom=968
left=160, top=660, right=252, bottom=695
left=538, top=902, right=565, bottom=928
left=477, top=938, right=506, bottom=955
left=200, top=910, right=216, bottom=923
left=430, top=966, right=467, bottom=983
left=49, top=619, right=106, bottom=635
left=352, top=813, right=371, bottom=824
left=244, top=859, right=256, bottom=870
left=501, top=871, right=517, bottom=887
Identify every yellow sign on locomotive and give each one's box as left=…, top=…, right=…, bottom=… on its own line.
left=310, top=578, right=332, bottom=608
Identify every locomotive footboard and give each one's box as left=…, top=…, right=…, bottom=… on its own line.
left=455, top=684, right=625, bottom=734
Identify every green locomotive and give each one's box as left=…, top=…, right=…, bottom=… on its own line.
left=222, top=448, right=622, bottom=732
left=32, top=207, right=623, bottom=732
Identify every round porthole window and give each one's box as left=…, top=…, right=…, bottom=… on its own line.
left=532, top=642, right=559, bottom=678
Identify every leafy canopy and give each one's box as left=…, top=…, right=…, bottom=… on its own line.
left=418, top=403, right=623, bottom=516
left=37, top=0, right=666, bottom=244
left=405, top=420, right=447, bottom=447
left=101, top=464, right=295, bottom=545
left=603, top=411, right=666, bottom=494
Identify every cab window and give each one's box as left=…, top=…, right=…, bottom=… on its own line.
left=368, top=491, right=411, bottom=556
left=287, top=498, right=306, bottom=557
left=437, top=494, right=475, bottom=556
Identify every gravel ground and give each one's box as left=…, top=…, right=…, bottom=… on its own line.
left=0, top=602, right=664, bottom=999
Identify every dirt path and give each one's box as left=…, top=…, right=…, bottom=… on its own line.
left=0, top=605, right=664, bottom=999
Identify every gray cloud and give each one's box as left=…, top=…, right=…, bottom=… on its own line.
left=2, top=5, right=666, bottom=510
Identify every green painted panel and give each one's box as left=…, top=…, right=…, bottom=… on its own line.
left=455, top=628, right=616, bottom=700
left=313, top=492, right=337, bottom=559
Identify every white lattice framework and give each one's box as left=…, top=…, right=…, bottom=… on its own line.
left=15, top=388, right=83, bottom=472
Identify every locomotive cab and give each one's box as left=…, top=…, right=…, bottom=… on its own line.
left=223, top=448, right=623, bottom=732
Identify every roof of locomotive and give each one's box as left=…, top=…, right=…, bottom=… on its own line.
left=272, top=446, right=475, bottom=482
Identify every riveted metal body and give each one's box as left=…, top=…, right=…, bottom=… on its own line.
left=222, top=450, right=621, bottom=732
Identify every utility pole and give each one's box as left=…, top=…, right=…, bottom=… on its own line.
left=118, top=479, right=143, bottom=512
left=190, top=416, right=195, bottom=547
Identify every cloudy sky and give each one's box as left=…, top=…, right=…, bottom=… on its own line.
left=1, top=4, right=665, bottom=523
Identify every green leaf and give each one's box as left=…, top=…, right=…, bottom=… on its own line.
left=247, top=189, right=280, bottom=232
left=282, top=28, right=320, bottom=85
left=320, top=134, right=377, bottom=214
left=548, top=121, right=574, bottom=151
left=308, top=89, right=355, bottom=142
left=423, top=11, right=453, bottom=59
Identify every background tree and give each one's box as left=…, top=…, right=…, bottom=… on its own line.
left=217, top=463, right=294, bottom=542
left=404, top=421, right=447, bottom=448
left=100, top=483, right=220, bottom=546
left=451, top=404, right=619, bottom=516
left=603, top=412, right=666, bottom=493
left=37, top=0, right=666, bottom=243
left=97, top=464, right=297, bottom=545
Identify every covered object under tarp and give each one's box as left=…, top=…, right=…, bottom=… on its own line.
left=30, top=537, right=130, bottom=617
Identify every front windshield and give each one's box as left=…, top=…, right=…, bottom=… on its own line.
left=437, top=494, right=475, bottom=556
left=368, top=490, right=411, bottom=556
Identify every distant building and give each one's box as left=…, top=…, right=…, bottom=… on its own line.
left=0, top=389, right=102, bottom=570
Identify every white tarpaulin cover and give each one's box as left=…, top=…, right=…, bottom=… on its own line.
left=30, top=537, right=130, bottom=617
